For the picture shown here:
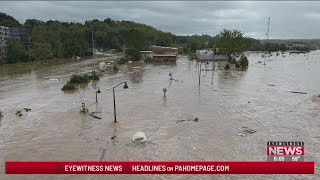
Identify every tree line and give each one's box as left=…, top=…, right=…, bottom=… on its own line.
left=0, top=12, right=315, bottom=64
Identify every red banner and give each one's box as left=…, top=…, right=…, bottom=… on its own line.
left=5, top=162, right=314, bottom=174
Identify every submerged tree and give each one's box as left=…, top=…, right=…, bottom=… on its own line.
left=216, top=29, right=245, bottom=56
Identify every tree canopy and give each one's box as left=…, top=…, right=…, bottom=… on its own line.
left=0, top=12, right=21, bottom=27
left=216, top=29, right=245, bottom=55
left=1, top=12, right=315, bottom=64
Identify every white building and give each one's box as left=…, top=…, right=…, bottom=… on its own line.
left=0, top=26, right=10, bottom=57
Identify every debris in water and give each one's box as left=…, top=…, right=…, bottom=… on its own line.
left=132, top=131, right=147, bottom=143
left=176, top=119, right=188, bottom=123
left=18, top=113, right=23, bottom=117
left=24, top=108, right=31, bottom=112
left=239, top=127, right=257, bottom=136
left=243, top=129, right=257, bottom=134
left=89, top=113, right=102, bottom=119
left=16, top=111, right=22, bottom=115
left=193, top=147, right=196, bottom=150
left=176, top=118, right=199, bottom=123
left=288, top=91, right=307, bottom=94
left=267, top=84, right=275, bottom=86
left=111, top=136, right=116, bottom=140
left=248, top=101, right=250, bottom=103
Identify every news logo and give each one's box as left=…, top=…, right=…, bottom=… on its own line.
left=267, top=141, right=304, bottom=162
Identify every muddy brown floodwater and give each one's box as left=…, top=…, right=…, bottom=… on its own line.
left=0, top=51, right=320, bottom=180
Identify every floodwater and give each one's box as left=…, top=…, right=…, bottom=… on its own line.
left=0, top=51, right=320, bottom=180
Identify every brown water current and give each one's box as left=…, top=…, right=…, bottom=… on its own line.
left=0, top=51, right=319, bottom=180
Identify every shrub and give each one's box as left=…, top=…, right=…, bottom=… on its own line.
left=235, top=62, right=240, bottom=68
left=113, top=65, right=119, bottom=71
left=69, top=74, right=90, bottom=84
left=239, top=54, right=249, bottom=68
left=89, top=74, right=99, bottom=80
left=228, top=55, right=237, bottom=64
left=224, top=63, right=230, bottom=70
left=144, top=56, right=152, bottom=63
left=188, top=53, right=198, bottom=60
left=61, top=83, right=75, bottom=90
left=125, top=48, right=141, bottom=61
left=117, top=58, right=128, bottom=65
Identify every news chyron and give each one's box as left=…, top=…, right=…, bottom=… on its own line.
left=267, top=141, right=304, bottom=162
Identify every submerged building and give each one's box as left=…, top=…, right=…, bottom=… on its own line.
left=141, top=46, right=178, bottom=62
left=196, top=49, right=228, bottom=62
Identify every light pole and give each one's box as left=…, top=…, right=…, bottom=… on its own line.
left=96, top=87, right=101, bottom=103
left=163, top=88, right=167, bottom=97
left=92, top=28, right=95, bottom=59
left=113, top=82, right=129, bottom=122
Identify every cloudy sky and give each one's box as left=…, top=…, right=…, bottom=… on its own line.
left=1, top=1, right=320, bottom=39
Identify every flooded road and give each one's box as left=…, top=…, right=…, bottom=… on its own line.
left=0, top=51, right=319, bottom=180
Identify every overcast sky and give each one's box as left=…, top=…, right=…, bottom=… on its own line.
left=1, top=1, right=320, bottom=39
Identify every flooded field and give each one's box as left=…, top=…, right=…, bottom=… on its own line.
left=0, top=51, right=319, bottom=180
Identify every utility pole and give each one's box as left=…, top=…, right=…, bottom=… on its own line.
left=92, top=28, right=95, bottom=59
left=264, top=17, right=270, bottom=65
left=58, top=45, right=61, bottom=64
left=28, top=37, right=31, bottom=61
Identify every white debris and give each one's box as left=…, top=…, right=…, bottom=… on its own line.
left=132, top=131, right=147, bottom=143
left=99, top=62, right=106, bottom=70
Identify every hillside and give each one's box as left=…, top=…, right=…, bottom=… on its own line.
left=0, top=12, right=21, bottom=27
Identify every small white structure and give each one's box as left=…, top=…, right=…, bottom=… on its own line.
left=99, top=62, right=106, bottom=70
left=132, top=131, right=147, bottom=143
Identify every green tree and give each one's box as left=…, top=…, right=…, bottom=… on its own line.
left=0, top=12, right=21, bottom=27
left=125, top=48, right=141, bottom=61
left=5, top=39, right=27, bottom=64
left=31, top=43, right=53, bottom=61
left=217, top=29, right=245, bottom=55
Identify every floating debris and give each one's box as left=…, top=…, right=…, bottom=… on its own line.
left=288, top=91, right=307, bottom=94
left=267, top=84, right=275, bottom=86
left=111, top=135, right=116, bottom=140
left=176, top=118, right=199, bottom=123
left=243, top=129, right=257, bottom=134
left=18, top=113, right=23, bottom=117
left=89, top=113, right=102, bottom=119
left=24, top=108, right=31, bottom=112
left=16, top=110, right=22, bottom=115
left=239, top=127, right=257, bottom=136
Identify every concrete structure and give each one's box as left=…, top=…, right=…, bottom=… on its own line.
left=149, top=46, right=178, bottom=62
left=213, top=55, right=228, bottom=61
left=196, top=50, right=228, bottom=62
left=196, top=50, right=213, bottom=61
left=0, top=26, right=10, bottom=58
left=10, top=27, right=28, bottom=45
left=140, top=50, right=153, bottom=60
